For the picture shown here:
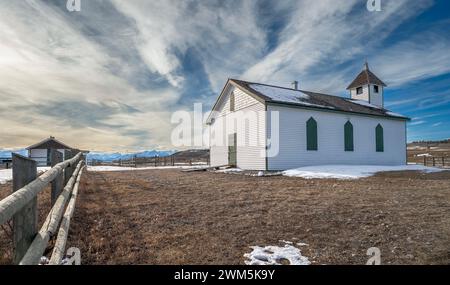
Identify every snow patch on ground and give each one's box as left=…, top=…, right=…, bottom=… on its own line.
left=215, top=168, right=244, bottom=173
left=0, top=167, right=50, bottom=184
left=244, top=243, right=310, bottom=265
left=0, top=170, right=11, bottom=184
left=283, top=164, right=446, bottom=180
left=87, top=165, right=206, bottom=172
left=416, top=153, right=432, bottom=157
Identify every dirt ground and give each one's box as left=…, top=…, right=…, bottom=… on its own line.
left=1, top=169, right=449, bottom=265
left=57, top=169, right=449, bottom=265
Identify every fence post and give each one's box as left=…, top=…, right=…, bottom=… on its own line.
left=64, top=150, right=76, bottom=186
left=154, top=156, right=157, bottom=167
left=442, top=157, right=445, bottom=167
left=12, top=154, right=38, bottom=264
left=51, top=150, right=63, bottom=206
left=433, top=157, right=436, bottom=167
left=423, top=156, right=426, bottom=166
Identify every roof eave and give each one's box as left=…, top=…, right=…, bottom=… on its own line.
left=266, top=101, right=410, bottom=121
left=206, top=79, right=269, bottom=124
left=26, top=138, right=73, bottom=150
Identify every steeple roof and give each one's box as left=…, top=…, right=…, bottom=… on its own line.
left=346, top=62, right=387, bottom=90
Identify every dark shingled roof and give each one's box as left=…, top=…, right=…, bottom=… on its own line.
left=228, top=79, right=409, bottom=120
left=26, top=137, right=73, bottom=150
left=346, top=65, right=387, bottom=90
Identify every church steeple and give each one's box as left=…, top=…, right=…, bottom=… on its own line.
left=347, top=62, right=387, bottom=108
left=364, top=61, right=369, bottom=71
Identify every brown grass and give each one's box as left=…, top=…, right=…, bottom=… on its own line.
left=61, top=169, right=450, bottom=265
left=0, top=183, right=52, bottom=265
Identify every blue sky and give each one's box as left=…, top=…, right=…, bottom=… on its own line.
left=0, top=0, right=449, bottom=151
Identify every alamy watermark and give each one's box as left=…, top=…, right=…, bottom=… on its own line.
left=366, top=247, right=381, bottom=265
left=63, top=247, right=81, bottom=265
left=66, top=0, right=81, bottom=12
left=367, top=0, right=382, bottom=12
left=171, top=103, right=280, bottom=158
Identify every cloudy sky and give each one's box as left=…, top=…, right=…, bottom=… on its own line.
left=0, top=0, right=449, bottom=151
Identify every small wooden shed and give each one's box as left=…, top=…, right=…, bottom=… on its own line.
left=26, top=136, right=74, bottom=166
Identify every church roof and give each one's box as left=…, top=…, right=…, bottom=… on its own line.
left=226, top=79, right=408, bottom=120
left=346, top=63, right=387, bottom=90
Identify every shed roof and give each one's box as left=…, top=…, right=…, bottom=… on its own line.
left=26, top=137, right=73, bottom=150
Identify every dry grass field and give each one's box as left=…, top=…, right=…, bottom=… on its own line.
left=69, top=169, right=450, bottom=265
left=1, top=168, right=450, bottom=265
left=408, top=142, right=450, bottom=167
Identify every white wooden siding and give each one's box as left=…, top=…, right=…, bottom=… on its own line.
left=29, top=149, right=47, bottom=166
left=210, top=86, right=266, bottom=170
left=350, top=85, right=369, bottom=102
left=350, top=85, right=384, bottom=107
left=267, top=104, right=407, bottom=170
left=369, top=85, right=384, bottom=107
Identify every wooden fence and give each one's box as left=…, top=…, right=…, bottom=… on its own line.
left=408, top=156, right=450, bottom=168
left=0, top=150, right=85, bottom=265
left=89, top=155, right=210, bottom=168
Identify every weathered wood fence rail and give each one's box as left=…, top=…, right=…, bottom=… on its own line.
left=409, top=156, right=450, bottom=168
left=89, top=155, right=210, bottom=168
left=0, top=150, right=85, bottom=265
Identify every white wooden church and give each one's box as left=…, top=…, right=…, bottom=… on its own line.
left=207, top=63, right=410, bottom=171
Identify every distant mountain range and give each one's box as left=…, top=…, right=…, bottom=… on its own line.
left=0, top=149, right=178, bottom=162
left=0, top=149, right=27, bottom=158
left=86, top=150, right=177, bottom=162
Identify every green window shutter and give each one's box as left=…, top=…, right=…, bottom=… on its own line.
left=306, top=117, right=318, bottom=151
left=344, top=121, right=354, bottom=152
left=376, top=124, right=384, bottom=152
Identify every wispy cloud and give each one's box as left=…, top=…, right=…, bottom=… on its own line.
left=410, top=120, right=426, bottom=126
left=0, top=0, right=448, bottom=150
left=242, top=0, right=434, bottom=92
left=112, top=0, right=268, bottom=91
left=374, top=32, right=450, bottom=87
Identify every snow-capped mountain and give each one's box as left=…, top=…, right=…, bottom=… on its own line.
left=86, top=150, right=177, bottom=162
left=0, top=148, right=177, bottom=162
left=0, top=149, right=28, bottom=158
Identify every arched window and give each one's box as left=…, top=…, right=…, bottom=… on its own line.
left=344, top=121, right=354, bottom=152
left=306, top=117, right=318, bottom=151
left=376, top=124, right=384, bottom=152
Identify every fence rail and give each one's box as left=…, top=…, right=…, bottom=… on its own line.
left=0, top=150, right=85, bottom=265
left=408, top=156, right=450, bottom=168
left=89, top=155, right=210, bottom=168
